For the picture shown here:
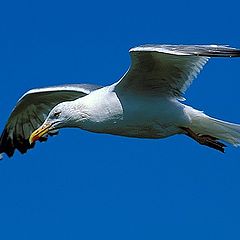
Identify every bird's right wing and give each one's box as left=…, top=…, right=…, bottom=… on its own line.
left=115, top=45, right=240, bottom=98
left=0, top=84, right=102, bottom=157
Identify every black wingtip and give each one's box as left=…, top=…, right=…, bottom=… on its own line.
left=194, top=45, right=240, bottom=58
left=0, top=129, right=59, bottom=159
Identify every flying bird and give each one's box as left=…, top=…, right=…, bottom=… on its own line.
left=1, top=44, right=240, bottom=158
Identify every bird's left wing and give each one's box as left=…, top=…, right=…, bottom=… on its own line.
left=0, top=84, right=102, bottom=158
left=115, top=45, right=240, bottom=97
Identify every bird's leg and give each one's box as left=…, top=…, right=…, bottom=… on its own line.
left=180, top=127, right=226, bottom=153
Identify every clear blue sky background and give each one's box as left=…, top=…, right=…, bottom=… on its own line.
left=0, top=0, right=240, bottom=239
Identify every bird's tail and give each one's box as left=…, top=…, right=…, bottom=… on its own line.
left=189, top=109, right=240, bottom=147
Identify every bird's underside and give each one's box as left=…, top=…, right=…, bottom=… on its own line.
left=1, top=44, right=240, bottom=158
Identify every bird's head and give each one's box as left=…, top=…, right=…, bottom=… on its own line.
left=29, top=101, right=88, bottom=145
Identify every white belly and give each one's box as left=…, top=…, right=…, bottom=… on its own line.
left=80, top=88, right=191, bottom=139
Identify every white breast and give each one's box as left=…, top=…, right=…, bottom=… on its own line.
left=78, top=86, right=190, bottom=138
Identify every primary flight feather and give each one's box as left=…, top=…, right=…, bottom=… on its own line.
left=1, top=44, right=240, bottom=158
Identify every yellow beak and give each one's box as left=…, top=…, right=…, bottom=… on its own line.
left=29, top=123, right=52, bottom=145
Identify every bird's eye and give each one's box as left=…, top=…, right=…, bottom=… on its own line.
left=53, top=111, right=61, bottom=117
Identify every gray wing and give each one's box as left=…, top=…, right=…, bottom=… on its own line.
left=115, top=44, right=240, bottom=97
left=0, top=84, right=102, bottom=157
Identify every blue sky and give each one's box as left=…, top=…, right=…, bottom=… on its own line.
left=0, top=0, right=240, bottom=239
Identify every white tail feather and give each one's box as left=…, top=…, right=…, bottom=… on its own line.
left=188, top=108, right=240, bottom=146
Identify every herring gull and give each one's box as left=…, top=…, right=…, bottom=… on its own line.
left=1, top=44, right=240, bottom=158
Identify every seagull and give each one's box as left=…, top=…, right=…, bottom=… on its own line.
left=1, top=44, right=240, bottom=158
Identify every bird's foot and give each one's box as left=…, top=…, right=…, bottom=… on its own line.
left=180, top=127, right=226, bottom=153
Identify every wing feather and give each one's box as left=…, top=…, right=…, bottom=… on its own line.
left=0, top=84, right=102, bottom=157
left=115, top=44, right=240, bottom=97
